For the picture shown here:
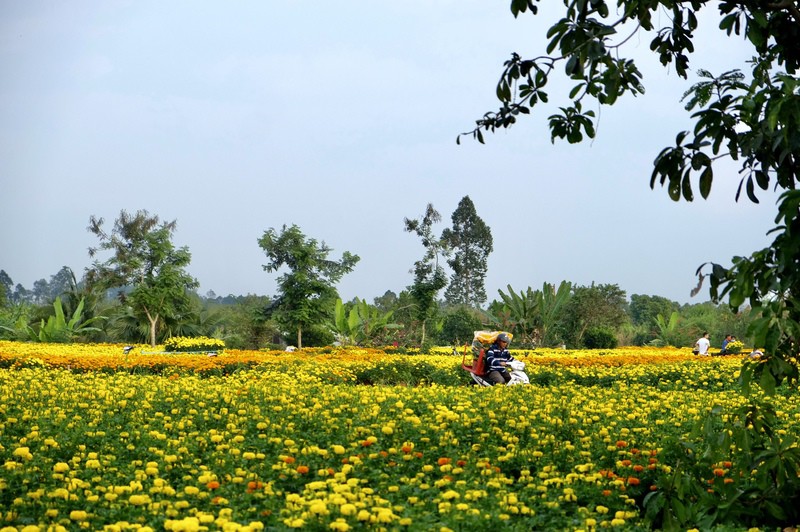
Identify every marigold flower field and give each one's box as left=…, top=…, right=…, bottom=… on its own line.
left=1, top=341, right=798, bottom=531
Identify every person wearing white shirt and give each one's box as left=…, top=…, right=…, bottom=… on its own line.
left=694, top=332, right=711, bottom=355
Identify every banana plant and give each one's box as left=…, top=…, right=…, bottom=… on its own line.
left=535, top=281, right=572, bottom=346
left=654, top=311, right=681, bottom=347
left=332, top=298, right=401, bottom=346
left=34, top=296, right=106, bottom=343
left=497, top=284, right=540, bottom=345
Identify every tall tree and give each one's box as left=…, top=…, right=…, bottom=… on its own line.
left=559, top=283, right=628, bottom=347
left=459, top=1, right=799, bottom=390
left=0, top=271, right=12, bottom=307
left=404, top=204, right=449, bottom=347
left=0, top=273, right=10, bottom=309
left=442, top=196, right=493, bottom=307
left=87, top=209, right=198, bottom=346
left=258, top=224, right=359, bottom=349
left=31, top=279, right=49, bottom=305
left=629, top=294, right=680, bottom=327
left=48, top=266, right=75, bottom=302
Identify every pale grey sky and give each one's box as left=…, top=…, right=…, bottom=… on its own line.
left=0, top=1, right=780, bottom=305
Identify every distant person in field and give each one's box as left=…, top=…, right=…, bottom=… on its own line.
left=694, top=332, right=711, bottom=356
left=721, top=334, right=733, bottom=354
left=484, top=332, right=513, bottom=385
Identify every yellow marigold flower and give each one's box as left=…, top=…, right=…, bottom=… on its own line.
left=129, top=494, right=150, bottom=505
left=309, top=500, right=328, bottom=515
left=340, top=504, right=357, bottom=516
left=441, top=490, right=460, bottom=500
left=329, top=520, right=350, bottom=531
left=69, top=510, right=88, bottom=521
left=12, top=447, right=32, bottom=460
left=356, top=509, right=371, bottom=521
left=53, top=462, right=70, bottom=473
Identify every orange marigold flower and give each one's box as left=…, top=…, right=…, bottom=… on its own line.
left=456, top=460, right=466, bottom=467
left=627, top=477, right=640, bottom=486
left=283, top=456, right=296, bottom=464
left=633, top=465, right=644, bottom=472
left=621, top=459, right=632, bottom=467
left=723, top=461, right=732, bottom=468
left=713, top=468, right=725, bottom=477
left=401, top=444, right=413, bottom=453
left=616, top=440, right=628, bottom=448
left=724, top=478, right=734, bottom=484
left=206, top=481, right=220, bottom=490
left=650, top=485, right=658, bottom=491
left=630, top=448, right=640, bottom=455
left=296, top=465, right=309, bottom=474
left=414, top=452, right=423, bottom=459
left=438, top=457, right=451, bottom=466
left=602, top=490, right=612, bottom=496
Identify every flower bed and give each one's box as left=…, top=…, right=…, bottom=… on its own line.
left=0, top=342, right=795, bottom=530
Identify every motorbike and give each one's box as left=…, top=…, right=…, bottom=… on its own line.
left=467, top=358, right=530, bottom=387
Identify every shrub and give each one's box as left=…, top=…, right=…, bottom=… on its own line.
left=582, top=327, right=618, bottom=349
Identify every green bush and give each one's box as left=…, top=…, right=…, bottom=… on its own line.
left=582, top=327, right=618, bottom=349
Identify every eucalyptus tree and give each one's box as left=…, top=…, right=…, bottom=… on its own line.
left=258, top=224, right=359, bottom=349
left=442, top=196, right=493, bottom=307
left=0, top=270, right=12, bottom=307
left=404, top=204, right=449, bottom=348
left=87, top=209, right=198, bottom=346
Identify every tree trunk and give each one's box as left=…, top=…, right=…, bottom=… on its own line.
left=143, top=306, right=158, bottom=347
left=297, top=325, right=302, bottom=349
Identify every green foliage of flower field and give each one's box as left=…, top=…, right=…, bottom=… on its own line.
left=0, top=343, right=798, bottom=531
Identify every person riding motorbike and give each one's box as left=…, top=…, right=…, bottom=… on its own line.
left=484, top=332, right=514, bottom=385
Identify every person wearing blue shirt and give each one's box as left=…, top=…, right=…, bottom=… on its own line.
left=484, top=332, right=513, bottom=385
left=721, top=334, right=732, bottom=354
